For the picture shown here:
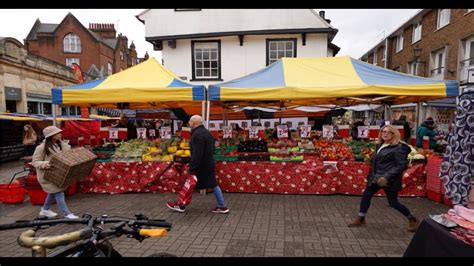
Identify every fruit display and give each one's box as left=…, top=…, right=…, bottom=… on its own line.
left=313, top=139, right=353, bottom=161
left=348, top=140, right=376, bottom=161
left=113, top=139, right=152, bottom=162
left=238, top=140, right=268, bottom=152
left=270, top=155, right=304, bottom=162
left=298, top=139, right=315, bottom=151
left=408, top=145, right=426, bottom=162
left=267, top=140, right=299, bottom=153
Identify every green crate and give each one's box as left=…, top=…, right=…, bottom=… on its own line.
left=223, top=146, right=238, bottom=152
left=222, top=156, right=238, bottom=161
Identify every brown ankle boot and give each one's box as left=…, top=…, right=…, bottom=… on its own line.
left=348, top=216, right=366, bottom=227
left=407, top=217, right=419, bottom=232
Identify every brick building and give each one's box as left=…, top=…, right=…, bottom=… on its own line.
left=24, top=12, right=140, bottom=80
left=359, top=9, right=474, bottom=136
left=360, top=9, right=473, bottom=83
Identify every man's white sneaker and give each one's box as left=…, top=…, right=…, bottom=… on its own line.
left=39, top=208, right=58, bottom=218
left=65, top=213, right=80, bottom=219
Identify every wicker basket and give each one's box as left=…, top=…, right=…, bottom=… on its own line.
left=44, top=147, right=97, bottom=189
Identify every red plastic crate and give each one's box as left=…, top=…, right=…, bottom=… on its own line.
left=26, top=187, right=48, bottom=205
left=0, top=182, right=26, bottom=204
left=426, top=156, right=443, bottom=192
left=65, top=182, right=77, bottom=196
left=427, top=191, right=444, bottom=203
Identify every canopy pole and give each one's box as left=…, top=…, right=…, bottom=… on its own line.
left=202, top=100, right=205, bottom=124
left=52, top=104, right=58, bottom=127
left=206, top=100, right=210, bottom=129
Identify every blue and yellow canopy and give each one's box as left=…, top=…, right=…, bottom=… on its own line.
left=209, top=57, right=458, bottom=106
left=52, top=58, right=205, bottom=109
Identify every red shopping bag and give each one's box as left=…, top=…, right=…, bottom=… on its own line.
left=177, top=175, right=198, bottom=206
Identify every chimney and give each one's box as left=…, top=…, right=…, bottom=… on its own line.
left=319, top=11, right=325, bottom=19
left=319, top=10, right=331, bottom=24
left=89, top=22, right=116, bottom=38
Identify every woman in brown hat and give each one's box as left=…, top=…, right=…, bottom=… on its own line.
left=31, top=126, right=79, bottom=219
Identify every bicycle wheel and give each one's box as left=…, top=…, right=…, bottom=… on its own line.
left=96, top=243, right=122, bottom=257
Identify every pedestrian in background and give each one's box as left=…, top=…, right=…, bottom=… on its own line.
left=23, top=124, right=38, bottom=156
left=392, top=114, right=411, bottom=142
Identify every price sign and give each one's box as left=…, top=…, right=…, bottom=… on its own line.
left=300, top=125, right=312, bottom=138
left=249, top=126, right=259, bottom=139
left=223, top=126, right=232, bottom=139
left=137, top=128, right=147, bottom=139
left=322, top=125, right=334, bottom=139
left=148, top=129, right=156, bottom=138
left=358, top=126, right=369, bottom=139
left=160, top=126, right=171, bottom=139
left=109, top=128, right=119, bottom=139
left=277, top=125, right=288, bottom=138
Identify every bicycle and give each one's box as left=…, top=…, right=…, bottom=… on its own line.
left=0, top=213, right=175, bottom=257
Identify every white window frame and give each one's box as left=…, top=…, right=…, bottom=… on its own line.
left=459, top=36, right=474, bottom=81
left=408, top=60, right=419, bottom=76
left=107, top=63, right=113, bottom=76
left=412, top=22, right=422, bottom=43
left=395, top=35, right=404, bottom=53
left=437, top=9, right=450, bottom=29
left=65, top=58, right=80, bottom=68
left=267, top=39, right=297, bottom=66
left=467, top=9, right=474, bottom=13
left=120, top=51, right=124, bottom=61
left=63, top=33, right=81, bottom=53
left=381, top=46, right=386, bottom=62
left=192, top=41, right=221, bottom=80
left=373, top=50, right=377, bottom=66
left=430, top=47, right=446, bottom=79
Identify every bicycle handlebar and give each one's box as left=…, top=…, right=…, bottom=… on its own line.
left=0, top=217, right=172, bottom=231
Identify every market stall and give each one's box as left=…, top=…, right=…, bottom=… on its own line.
left=51, top=57, right=459, bottom=197
left=205, top=56, right=459, bottom=197
left=49, top=58, right=205, bottom=193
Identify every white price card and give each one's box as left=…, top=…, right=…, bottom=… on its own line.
left=249, top=126, right=259, bottom=139
left=109, top=128, right=119, bottom=139
left=300, top=125, right=312, bottom=138
left=160, top=126, right=171, bottom=139
left=277, top=125, right=288, bottom=138
left=322, top=125, right=334, bottom=139
left=223, top=126, right=232, bottom=139
left=358, top=126, right=369, bottom=139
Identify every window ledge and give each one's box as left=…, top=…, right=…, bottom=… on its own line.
left=434, top=23, right=450, bottom=32
left=465, top=10, right=474, bottom=15
left=411, top=39, right=421, bottom=45
left=190, top=78, right=224, bottom=82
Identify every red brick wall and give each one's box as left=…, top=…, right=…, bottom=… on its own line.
left=388, top=9, right=474, bottom=79
left=26, top=14, right=138, bottom=77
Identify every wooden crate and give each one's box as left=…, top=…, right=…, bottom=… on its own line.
left=44, top=147, right=97, bottom=189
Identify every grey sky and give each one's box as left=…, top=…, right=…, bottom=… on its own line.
left=0, top=9, right=420, bottom=61
left=322, top=9, right=420, bottom=58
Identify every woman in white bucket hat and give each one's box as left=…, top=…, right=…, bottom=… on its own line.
left=31, top=126, right=79, bottom=219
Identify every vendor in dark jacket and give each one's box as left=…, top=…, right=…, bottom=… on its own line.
left=348, top=125, right=419, bottom=232
left=167, top=115, right=230, bottom=214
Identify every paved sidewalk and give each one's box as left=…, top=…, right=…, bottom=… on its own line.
left=0, top=190, right=449, bottom=257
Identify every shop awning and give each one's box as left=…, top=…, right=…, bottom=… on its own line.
left=209, top=56, right=458, bottom=106
left=52, top=58, right=205, bottom=109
